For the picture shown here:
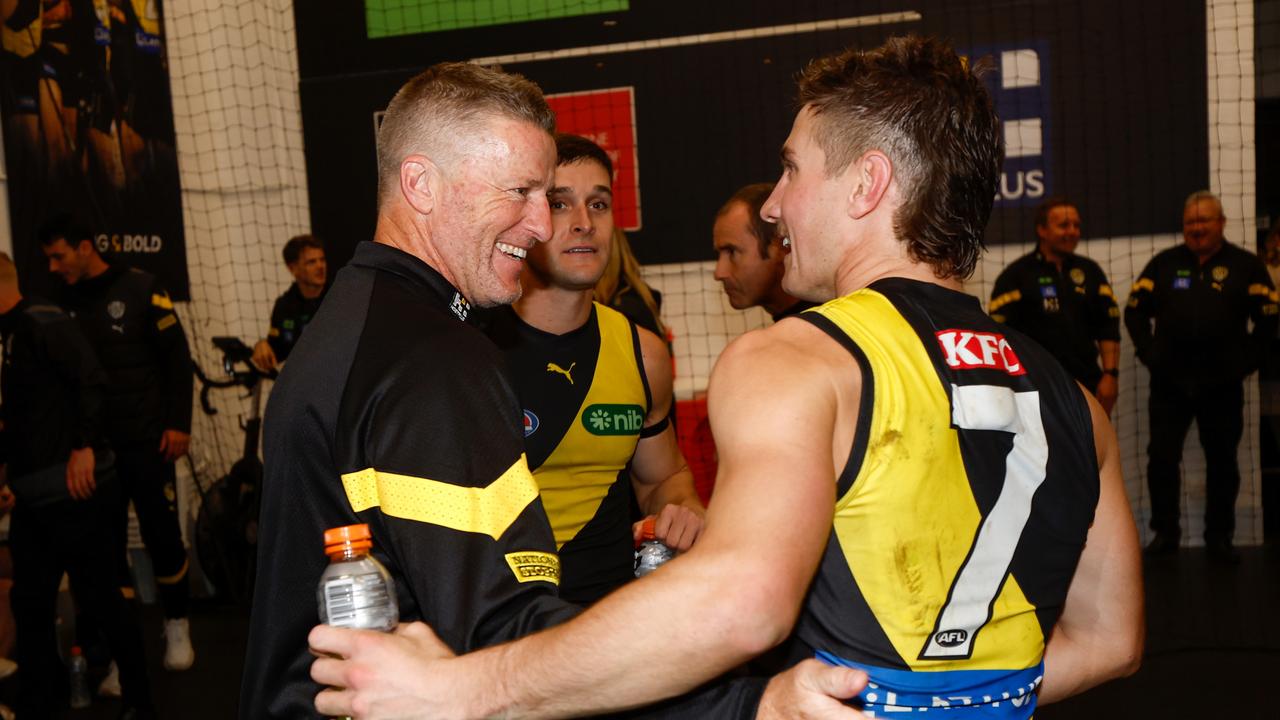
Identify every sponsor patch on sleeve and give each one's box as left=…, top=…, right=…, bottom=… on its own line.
left=504, top=551, right=560, bottom=585
left=156, top=314, right=177, bottom=331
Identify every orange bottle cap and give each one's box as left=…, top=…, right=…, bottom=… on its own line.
left=640, top=517, right=656, bottom=542
left=324, top=523, right=372, bottom=551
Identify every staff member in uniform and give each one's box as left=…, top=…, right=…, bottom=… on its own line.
left=1125, top=190, right=1278, bottom=562
left=40, top=217, right=196, bottom=673
left=251, top=234, right=328, bottom=373
left=310, top=36, right=1144, bottom=720
left=989, top=198, right=1121, bottom=414
left=486, top=134, right=704, bottom=605
left=0, top=251, right=155, bottom=719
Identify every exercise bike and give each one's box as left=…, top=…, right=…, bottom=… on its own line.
left=191, top=337, right=274, bottom=606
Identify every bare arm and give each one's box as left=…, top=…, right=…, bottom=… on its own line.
left=1093, top=339, right=1119, bottom=416
left=630, top=327, right=704, bottom=550
left=311, top=321, right=850, bottom=719
left=1038, top=387, right=1144, bottom=704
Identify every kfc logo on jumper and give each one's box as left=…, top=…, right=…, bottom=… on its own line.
left=936, top=330, right=1026, bottom=375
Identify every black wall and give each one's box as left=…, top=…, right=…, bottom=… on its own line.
left=295, top=0, right=1208, bottom=271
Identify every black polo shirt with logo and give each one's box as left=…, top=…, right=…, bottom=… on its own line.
left=1125, top=241, right=1278, bottom=386
left=989, top=249, right=1120, bottom=388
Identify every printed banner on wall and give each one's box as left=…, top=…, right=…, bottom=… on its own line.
left=1, top=0, right=188, bottom=299
left=365, top=0, right=629, bottom=39
left=546, top=87, right=641, bottom=231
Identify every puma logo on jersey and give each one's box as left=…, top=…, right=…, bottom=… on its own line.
left=935, top=330, right=1025, bottom=375
left=546, top=361, right=576, bottom=384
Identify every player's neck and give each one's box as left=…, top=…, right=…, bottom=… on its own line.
left=832, top=246, right=961, bottom=298
left=514, top=285, right=594, bottom=335
left=761, top=286, right=802, bottom=318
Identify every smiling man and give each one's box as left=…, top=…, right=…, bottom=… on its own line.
left=988, top=198, right=1121, bottom=414
left=239, top=62, right=580, bottom=717
left=485, top=134, right=704, bottom=605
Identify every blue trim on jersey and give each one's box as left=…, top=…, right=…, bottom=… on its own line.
left=816, top=651, right=1043, bottom=718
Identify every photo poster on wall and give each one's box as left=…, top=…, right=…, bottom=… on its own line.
left=299, top=0, right=1208, bottom=270
left=546, top=87, right=641, bottom=232
left=0, top=0, right=189, bottom=299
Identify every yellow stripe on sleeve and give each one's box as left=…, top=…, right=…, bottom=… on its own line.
left=341, top=454, right=540, bottom=540
left=151, top=292, right=174, bottom=310
left=1131, top=278, right=1154, bottom=293
left=988, top=289, right=1021, bottom=313
left=1249, top=283, right=1273, bottom=297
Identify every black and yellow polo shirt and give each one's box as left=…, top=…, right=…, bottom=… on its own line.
left=242, top=242, right=579, bottom=718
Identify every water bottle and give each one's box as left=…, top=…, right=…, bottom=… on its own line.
left=634, top=517, right=675, bottom=577
left=317, top=524, right=399, bottom=632
left=68, top=645, right=91, bottom=709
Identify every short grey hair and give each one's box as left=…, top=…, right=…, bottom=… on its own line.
left=1184, top=190, right=1224, bottom=218
left=376, top=62, right=555, bottom=207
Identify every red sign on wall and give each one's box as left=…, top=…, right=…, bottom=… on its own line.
left=545, top=87, right=642, bottom=231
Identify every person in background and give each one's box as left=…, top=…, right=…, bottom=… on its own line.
left=713, top=182, right=814, bottom=321
left=595, top=228, right=666, bottom=339
left=1125, top=190, right=1278, bottom=562
left=252, top=234, right=328, bottom=373
left=40, top=215, right=196, bottom=682
left=0, top=251, right=155, bottom=719
left=486, top=133, right=704, bottom=605
left=988, top=197, right=1121, bottom=415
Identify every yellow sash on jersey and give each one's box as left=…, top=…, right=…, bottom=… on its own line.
left=537, top=304, right=646, bottom=549
left=815, top=289, right=1045, bottom=672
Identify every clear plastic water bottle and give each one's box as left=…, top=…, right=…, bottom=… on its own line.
left=317, top=524, right=399, bottom=632
left=634, top=517, right=675, bottom=577
left=68, top=645, right=91, bottom=709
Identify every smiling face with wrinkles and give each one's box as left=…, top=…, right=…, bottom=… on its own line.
left=431, top=116, right=557, bottom=307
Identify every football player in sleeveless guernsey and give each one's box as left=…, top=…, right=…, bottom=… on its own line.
left=310, top=37, right=1142, bottom=720
left=487, top=134, right=705, bottom=605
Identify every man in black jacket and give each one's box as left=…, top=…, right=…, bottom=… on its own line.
left=251, top=234, right=328, bottom=372
left=1126, top=190, right=1279, bottom=562
left=40, top=217, right=196, bottom=671
left=0, top=251, right=155, bottom=718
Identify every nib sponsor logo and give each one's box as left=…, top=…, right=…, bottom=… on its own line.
left=935, top=330, right=1026, bottom=376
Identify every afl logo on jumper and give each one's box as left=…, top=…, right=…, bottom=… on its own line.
left=934, top=629, right=968, bottom=647
left=522, top=409, right=540, bottom=438
left=935, top=329, right=1026, bottom=376
left=107, top=300, right=126, bottom=320
left=1212, top=266, right=1229, bottom=282
left=1070, top=267, right=1085, bottom=285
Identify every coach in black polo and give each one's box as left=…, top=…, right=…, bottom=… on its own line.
left=989, top=197, right=1121, bottom=413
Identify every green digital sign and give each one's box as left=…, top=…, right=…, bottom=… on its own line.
left=365, top=0, right=629, bottom=39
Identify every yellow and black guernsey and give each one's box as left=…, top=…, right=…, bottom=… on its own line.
left=785, top=278, right=1099, bottom=719
left=242, top=243, right=580, bottom=718
left=487, top=302, right=652, bottom=605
